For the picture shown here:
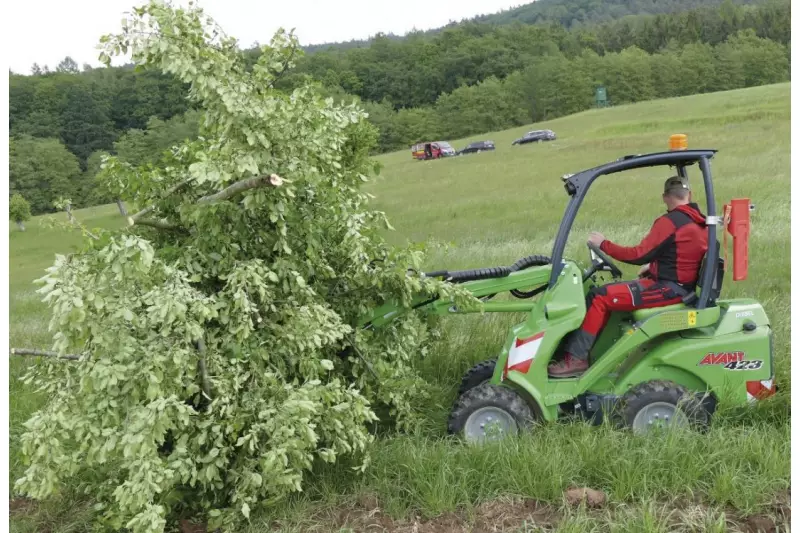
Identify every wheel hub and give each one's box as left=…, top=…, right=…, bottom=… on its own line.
left=631, top=401, right=689, bottom=434
left=464, top=406, right=517, bottom=443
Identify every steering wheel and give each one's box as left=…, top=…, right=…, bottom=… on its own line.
left=584, top=242, right=623, bottom=281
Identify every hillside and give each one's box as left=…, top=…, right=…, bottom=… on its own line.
left=301, top=0, right=766, bottom=52
left=474, top=0, right=765, bottom=27
left=10, top=83, right=791, bottom=531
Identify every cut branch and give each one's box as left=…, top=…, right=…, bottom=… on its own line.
left=132, top=218, right=181, bottom=231
left=129, top=179, right=193, bottom=224
left=11, top=348, right=81, bottom=361
left=197, top=174, right=284, bottom=204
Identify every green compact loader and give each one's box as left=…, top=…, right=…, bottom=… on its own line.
left=360, top=136, right=776, bottom=442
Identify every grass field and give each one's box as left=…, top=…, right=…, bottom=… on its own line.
left=9, top=83, right=791, bottom=532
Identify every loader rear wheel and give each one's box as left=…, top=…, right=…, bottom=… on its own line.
left=619, top=380, right=709, bottom=434
left=457, top=359, right=497, bottom=396
left=448, top=383, right=534, bottom=443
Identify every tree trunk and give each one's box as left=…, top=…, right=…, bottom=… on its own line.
left=116, top=199, right=128, bottom=217
left=65, top=204, right=76, bottom=224
left=16, top=220, right=25, bottom=232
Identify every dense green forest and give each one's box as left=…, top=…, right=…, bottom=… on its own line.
left=301, top=0, right=766, bottom=52
left=8, top=0, right=790, bottom=214
left=472, top=0, right=766, bottom=27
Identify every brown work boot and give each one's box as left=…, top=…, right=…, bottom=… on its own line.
left=548, top=354, right=589, bottom=378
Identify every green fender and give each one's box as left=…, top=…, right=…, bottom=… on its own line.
left=504, top=372, right=558, bottom=422
left=613, top=358, right=711, bottom=397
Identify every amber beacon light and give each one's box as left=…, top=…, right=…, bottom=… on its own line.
left=669, top=133, right=688, bottom=151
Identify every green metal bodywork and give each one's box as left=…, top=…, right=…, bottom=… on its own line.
left=362, top=259, right=773, bottom=423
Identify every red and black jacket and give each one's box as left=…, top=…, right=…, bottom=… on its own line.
left=600, top=203, right=708, bottom=287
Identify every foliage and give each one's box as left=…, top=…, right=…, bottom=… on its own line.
left=114, top=110, right=202, bottom=168
left=9, top=194, right=32, bottom=225
left=473, top=0, right=763, bottom=27
left=13, top=3, right=477, bottom=532
left=279, top=0, right=788, bottom=110
left=8, top=65, right=190, bottom=166
left=9, top=136, right=84, bottom=214
left=433, top=76, right=529, bottom=140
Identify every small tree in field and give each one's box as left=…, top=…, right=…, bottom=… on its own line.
left=14, top=2, right=476, bottom=532
left=10, top=193, right=31, bottom=231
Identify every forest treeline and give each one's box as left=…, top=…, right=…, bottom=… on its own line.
left=301, top=0, right=768, bottom=53
left=8, top=0, right=790, bottom=214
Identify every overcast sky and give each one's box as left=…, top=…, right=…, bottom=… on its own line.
left=5, top=0, right=525, bottom=74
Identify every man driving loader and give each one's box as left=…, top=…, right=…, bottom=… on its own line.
left=548, top=175, right=709, bottom=378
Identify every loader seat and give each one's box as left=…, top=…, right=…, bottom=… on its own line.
left=629, top=255, right=724, bottom=323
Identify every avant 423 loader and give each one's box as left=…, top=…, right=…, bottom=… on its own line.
left=360, top=134, right=776, bottom=442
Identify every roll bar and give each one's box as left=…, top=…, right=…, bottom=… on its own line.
left=548, top=149, right=719, bottom=310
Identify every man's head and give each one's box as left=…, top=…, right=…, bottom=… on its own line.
left=662, top=175, right=691, bottom=210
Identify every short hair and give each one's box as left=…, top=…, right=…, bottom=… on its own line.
left=665, top=188, right=690, bottom=200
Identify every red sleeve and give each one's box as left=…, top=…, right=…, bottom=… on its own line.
left=599, top=216, right=675, bottom=265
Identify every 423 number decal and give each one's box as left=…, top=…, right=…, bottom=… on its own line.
left=723, top=360, right=763, bottom=371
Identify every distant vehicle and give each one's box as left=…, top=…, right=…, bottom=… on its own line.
left=411, top=141, right=456, bottom=160
left=512, top=129, right=557, bottom=145
left=457, top=140, right=496, bottom=155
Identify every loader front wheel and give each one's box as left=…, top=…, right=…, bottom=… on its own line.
left=448, top=383, right=534, bottom=443
left=457, top=359, right=497, bottom=396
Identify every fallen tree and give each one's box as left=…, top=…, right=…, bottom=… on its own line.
left=12, top=3, right=476, bottom=532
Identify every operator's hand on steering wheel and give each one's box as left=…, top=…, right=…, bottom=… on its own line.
left=584, top=235, right=624, bottom=281
left=587, top=232, right=606, bottom=248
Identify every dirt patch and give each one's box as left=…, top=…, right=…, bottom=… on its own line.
left=742, top=515, right=777, bottom=533
left=281, top=495, right=559, bottom=532
left=9, top=497, right=37, bottom=516
left=267, top=492, right=793, bottom=533
left=564, top=487, right=607, bottom=508
left=471, top=498, right=559, bottom=532
left=771, top=490, right=791, bottom=524
left=179, top=518, right=208, bottom=533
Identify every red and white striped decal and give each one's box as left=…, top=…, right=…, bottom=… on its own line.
left=504, top=332, right=545, bottom=377
left=746, top=379, right=776, bottom=403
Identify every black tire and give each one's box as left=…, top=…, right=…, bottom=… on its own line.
left=617, top=380, right=710, bottom=433
left=447, top=383, right=534, bottom=441
left=457, top=359, right=497, bottom=396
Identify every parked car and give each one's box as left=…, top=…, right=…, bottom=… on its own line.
left=411, top=141, right=456, bottom=160
left=512, top=129, right=557, bottom=145
left=457, top=140, right=496, bottom=155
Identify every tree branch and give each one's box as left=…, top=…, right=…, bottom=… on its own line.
left=268, top=48, right=298, bottom=89
left=126, top=173, right=283, bottom=228
left=82, top=228, right=101, bottom=241
left=132, top=218, right=182, bottom=231
left=197, top=174, right=284, bottom=204
left=11, top=348, right=81, bottom=361
left=129, top=179, right=193, bottom=224
left=195, top=338, right=213, bottom=401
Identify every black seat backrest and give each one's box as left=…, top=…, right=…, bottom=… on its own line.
left=682, top=251, right=725, bottom=307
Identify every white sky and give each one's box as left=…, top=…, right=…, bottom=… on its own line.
left=4, top=0, right=525, bottom=74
